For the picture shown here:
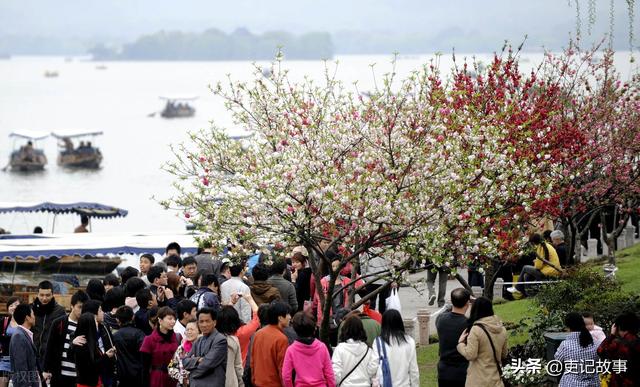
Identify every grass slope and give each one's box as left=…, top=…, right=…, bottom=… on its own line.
left=417, top=242, right=640, bottom=385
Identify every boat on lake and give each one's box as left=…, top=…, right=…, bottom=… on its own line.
left=44, top=70, right=59, bottom=78
left=159, top=95, right=197, bottom=118
left=7, top=131, right=48, bottom=172
left=52, top=130, right=104, bottom=169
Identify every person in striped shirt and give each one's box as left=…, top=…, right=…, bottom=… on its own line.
left=43, top=290, right=89, bottom=387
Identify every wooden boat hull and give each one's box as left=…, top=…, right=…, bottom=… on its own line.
left=0, top=255, right=121, bottom=274
left=161, top=108, right=195, bottom=118
left=10, top=151, right=47, bottom=172
left=58, top=152, right=103, bottom=169
left=10, top=162, right=46, bottom=172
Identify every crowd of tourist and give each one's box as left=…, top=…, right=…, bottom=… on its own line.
left=0, top=234, right=638, bottom=386
left=0, top=242, right=420, bottom=387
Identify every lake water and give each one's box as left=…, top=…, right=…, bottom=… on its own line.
left=0, top=52, right=637, bottom=235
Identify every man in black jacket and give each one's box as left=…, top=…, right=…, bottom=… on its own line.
left=435, top=288, right=472, bottom=387
left=43, top=290, right=89, bottom=387
left=31, top=281, right=66, bottom=366
left=113, top=306, right=145, bottom=387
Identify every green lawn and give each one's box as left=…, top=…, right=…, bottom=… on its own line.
left=614, top=242, right=640, bottom=294
left=417, top=242, right=640, bottom=385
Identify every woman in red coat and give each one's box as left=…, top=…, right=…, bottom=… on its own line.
left=140, top=306, right=180, bottom=387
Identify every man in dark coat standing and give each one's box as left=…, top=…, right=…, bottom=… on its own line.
left=31, top=280, right=66, bottom=366
left=10, top=304, right=44, bottom=387
left=268, top=259, right=298, bottom=313
left=43, top=290, right=89, bottom=387
left=113, top=306, right=146, bottom=387
left=182, top=307, right=227, bottom=386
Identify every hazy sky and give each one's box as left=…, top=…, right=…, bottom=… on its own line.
left=0, top=0, right=636, bottom=51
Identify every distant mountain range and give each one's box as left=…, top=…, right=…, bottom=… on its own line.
left=89, top=28, right=334, bottom=61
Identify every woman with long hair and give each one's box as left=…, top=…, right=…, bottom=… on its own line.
left=554, top=312, right=600, bottom=387
left=332, top=315, right=378, bottom=386
left=373, top=309, right=419, bottom=386
left=166, top=273, right=183, bottom=302
left=140, top=306, right=180, bottom=387
left=457, top=297, right=508, bottom=387
left=216, top=306, right=245, bottom=387
left=74, top=312, right=117, bottom=387
left=0, top=297, right=19, bottom=387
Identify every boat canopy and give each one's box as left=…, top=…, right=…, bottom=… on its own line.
left=0, top=202, right=128, bottom=218
left=51, top=130, right=104, bottom=139
left=159, top=95, right=199, bottom=101
left=0, top=232, right=199, bottom=260
left=9, top=131, right=49, bottom=141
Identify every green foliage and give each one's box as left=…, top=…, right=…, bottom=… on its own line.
left=510, top=309, right=565, bottom=360
left=575, top=290, right=640, bottom=330
left=511, top=264, right=640, bottom=360
left=534, top=266, right=620, bottom=312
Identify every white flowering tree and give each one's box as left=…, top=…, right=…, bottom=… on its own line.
left=164, top=51, right=564, bottom=340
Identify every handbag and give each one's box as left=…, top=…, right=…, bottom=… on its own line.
left=375, top=337, right=393, bottom=387
left=475, top=324, right=511, bottom=387
left=338, top=346, right=369, bottom=386
left=385, top=289, right=402, bottom=312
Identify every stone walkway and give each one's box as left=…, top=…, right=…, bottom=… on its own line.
left=369, top=269, right=475, bottom=340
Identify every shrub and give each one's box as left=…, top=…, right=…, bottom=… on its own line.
left=575, top=291, right=640, bottom=330
left=535, top=266, right=620, bottom=312
left=510, top=309, right=564, bottom=360
left=510, top=266, right=637, bottom=361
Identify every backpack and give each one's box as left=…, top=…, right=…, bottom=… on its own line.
left=190, top=289, right=209, bottom=310
left=375, top=337, right=393, bottom=387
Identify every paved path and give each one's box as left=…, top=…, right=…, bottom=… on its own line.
left=372, top=269, right=474, bottom=336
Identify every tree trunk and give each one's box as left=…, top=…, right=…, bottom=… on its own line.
left=319, top=269, right=338, bottom=345
left=482, top=259, right=506, bottom=301
left=601, top=207, right=631, bottom=265
left=566, top=218, right=577, bottom=265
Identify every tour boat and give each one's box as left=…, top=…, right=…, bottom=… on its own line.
left=51, top=130, right=104, bottom=169
left=159, top=95, right=198, bottom=118
left=6, top=131, right=48, bottom=172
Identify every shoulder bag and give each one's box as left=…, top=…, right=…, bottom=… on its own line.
left=338, top=346, right=369, bottom=386
left=475, top=324, right=511, bottom=387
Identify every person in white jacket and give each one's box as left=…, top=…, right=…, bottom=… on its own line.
left=332, top=316, right=378, bottom=386
left=372, top=309, right=420, bottom=386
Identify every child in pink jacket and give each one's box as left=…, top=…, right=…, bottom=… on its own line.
left=282, top=312, right=336, bottom=387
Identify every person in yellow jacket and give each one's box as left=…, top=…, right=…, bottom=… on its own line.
left=508, top=233, right=562, bottom=297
